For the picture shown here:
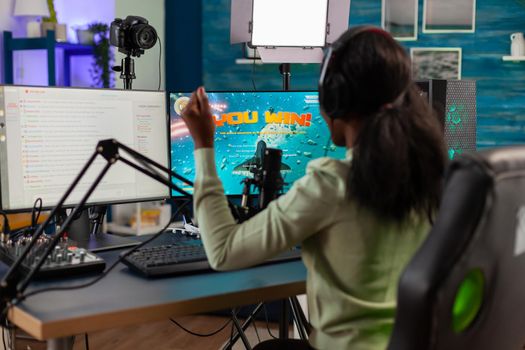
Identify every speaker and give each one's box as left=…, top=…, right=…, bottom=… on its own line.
left=416, top=80, right=477, bottom=160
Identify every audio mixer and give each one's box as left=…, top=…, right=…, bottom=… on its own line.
left=0, top=235, right=106, bottom=278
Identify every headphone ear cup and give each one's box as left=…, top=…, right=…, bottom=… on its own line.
left=321, top=72, right=349, bottom=119
left=319, top=25, right=377, bottom=120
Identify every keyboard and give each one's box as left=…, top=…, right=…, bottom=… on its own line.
left=121, top=229, right=301, bottom=277
left=0, top=235, right=106, bottom=278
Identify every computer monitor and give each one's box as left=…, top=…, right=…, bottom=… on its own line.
left=0, top=86, right=169, bottom=212
left=169, top=91, right=346, bottom=196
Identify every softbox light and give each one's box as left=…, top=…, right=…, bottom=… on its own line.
left=231, top=0, right=351, bottom=63
left=251, top=0, right=328, bottom=48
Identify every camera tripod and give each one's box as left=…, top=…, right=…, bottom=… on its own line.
left=113, top=53, right=137, bottom=90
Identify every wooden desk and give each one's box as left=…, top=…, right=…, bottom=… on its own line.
left=3, top=244, right=306, bottom=348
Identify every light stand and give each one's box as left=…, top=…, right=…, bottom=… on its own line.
left=0, top=139, right=193, bottom=321
left=276, top=57, right=315, bottom=341
left=279, top=63, right=291, bottom=91
left=228, top=1, right=353, bottom=344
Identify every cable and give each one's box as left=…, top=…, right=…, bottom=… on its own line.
left=2, top=326, right=7, bottom=350
left=169, top=317, right=232, bottom=337
left=18, top=200, right=191, bottom=300
left=1, top=311, right=15, bottom=333
left=69, top=206, right=86, bottom=221
left=0, top=310, right=16, bottom=349
left=262, top=304, right=278, bottom=339
left=4, top=324, right=12, bottom=350
left=2, top=324, right=12, bottom=350
left=157, top=37, right=163, bottom=91
left=7, top=326, right=12, bottom=350
left=19, top=202, right=187, bottom=299
left=31, top=198, right=43, bottom=229
left=84, top=333, right=90, bottom=350
left=0, top=210, right=10, bottom=236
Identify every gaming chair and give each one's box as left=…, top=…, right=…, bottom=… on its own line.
left=389, top=146, right=525, bottom=349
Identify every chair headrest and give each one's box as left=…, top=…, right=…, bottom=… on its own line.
left=453, top=147, right=525, bottom=179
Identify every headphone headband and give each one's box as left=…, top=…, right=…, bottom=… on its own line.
left=318, top=26, right=393, bottom=119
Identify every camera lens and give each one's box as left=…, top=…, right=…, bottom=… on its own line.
left=133, top=24, right=157, bottom=50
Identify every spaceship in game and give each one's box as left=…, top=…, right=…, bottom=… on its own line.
left=232, top=140, right=291, bottom=176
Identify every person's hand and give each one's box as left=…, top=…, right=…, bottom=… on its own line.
left=181, top=86, right=215, bottom=149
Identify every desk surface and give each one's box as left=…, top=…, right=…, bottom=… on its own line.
left=5, top=238, right=306, bottom=340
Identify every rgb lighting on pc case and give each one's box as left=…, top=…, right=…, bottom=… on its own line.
left=416, top=80, right=477, bottom=159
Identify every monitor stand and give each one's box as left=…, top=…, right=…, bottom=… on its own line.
left=65, top=208, right=139, bottom=252
left=76, top=232, right=139, bottom=252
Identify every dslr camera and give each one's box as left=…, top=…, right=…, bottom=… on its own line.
left=110, top=16, right=158, bottom=57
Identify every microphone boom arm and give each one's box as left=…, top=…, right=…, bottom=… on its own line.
left=0, top=139, right=193, bottom=321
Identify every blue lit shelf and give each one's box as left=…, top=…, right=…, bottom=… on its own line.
left=3, top=30, right=93, bottom=86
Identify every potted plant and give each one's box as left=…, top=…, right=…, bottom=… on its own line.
left=42, top=0, right=67, bottom=41
left=88, top=23, right=114, bottom=88
left=75, top=26, right=94, bottom=45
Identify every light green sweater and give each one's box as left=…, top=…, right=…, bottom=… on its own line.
left=193, top=148, right=428, bottom=350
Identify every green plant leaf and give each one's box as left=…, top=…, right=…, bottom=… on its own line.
left=88, top=22, right=114, bottom=88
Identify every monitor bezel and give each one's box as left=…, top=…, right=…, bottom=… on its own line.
left=168, top=89, right=320, bottom=199
left=0, top=84, right=171, bottom=213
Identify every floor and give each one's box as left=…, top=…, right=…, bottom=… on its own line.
left=68, top=315, right=284, bottom=350
left=4, top=298, right=307, bottom=349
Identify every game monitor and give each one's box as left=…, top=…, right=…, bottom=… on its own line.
left=169, top=91, right=346, bottom=196
left=0, top=85, right=169, bottom=212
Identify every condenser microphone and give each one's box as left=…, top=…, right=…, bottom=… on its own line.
left=258, top=148, right=284, bottom=210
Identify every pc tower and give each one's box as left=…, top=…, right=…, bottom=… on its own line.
left=416, top=80, right=477, bottom=160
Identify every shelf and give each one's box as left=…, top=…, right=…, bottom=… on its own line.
left=235, top=58, right=265, bottom=65
left=502, top=55, right=525, bottom=62
left=3, top=30, right=93, bottom=86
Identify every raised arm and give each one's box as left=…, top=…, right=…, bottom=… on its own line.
left=193, top=148, right=342, bottom=270
left=181, top=87, right=346, bottom=270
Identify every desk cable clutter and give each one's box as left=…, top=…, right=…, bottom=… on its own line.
left=0, top=136, right=284, bottom=305
left=0, top=137, right=308, bottom=348
left=0, top=139, right=195, bottom=323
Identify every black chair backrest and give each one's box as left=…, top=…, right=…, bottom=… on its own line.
left=388, top=147, right=525, bottom=350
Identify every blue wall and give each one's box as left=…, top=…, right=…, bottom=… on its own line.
left=165, top=0, right=203, bottom=91
left=201, top=0, right=525, bottom=148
